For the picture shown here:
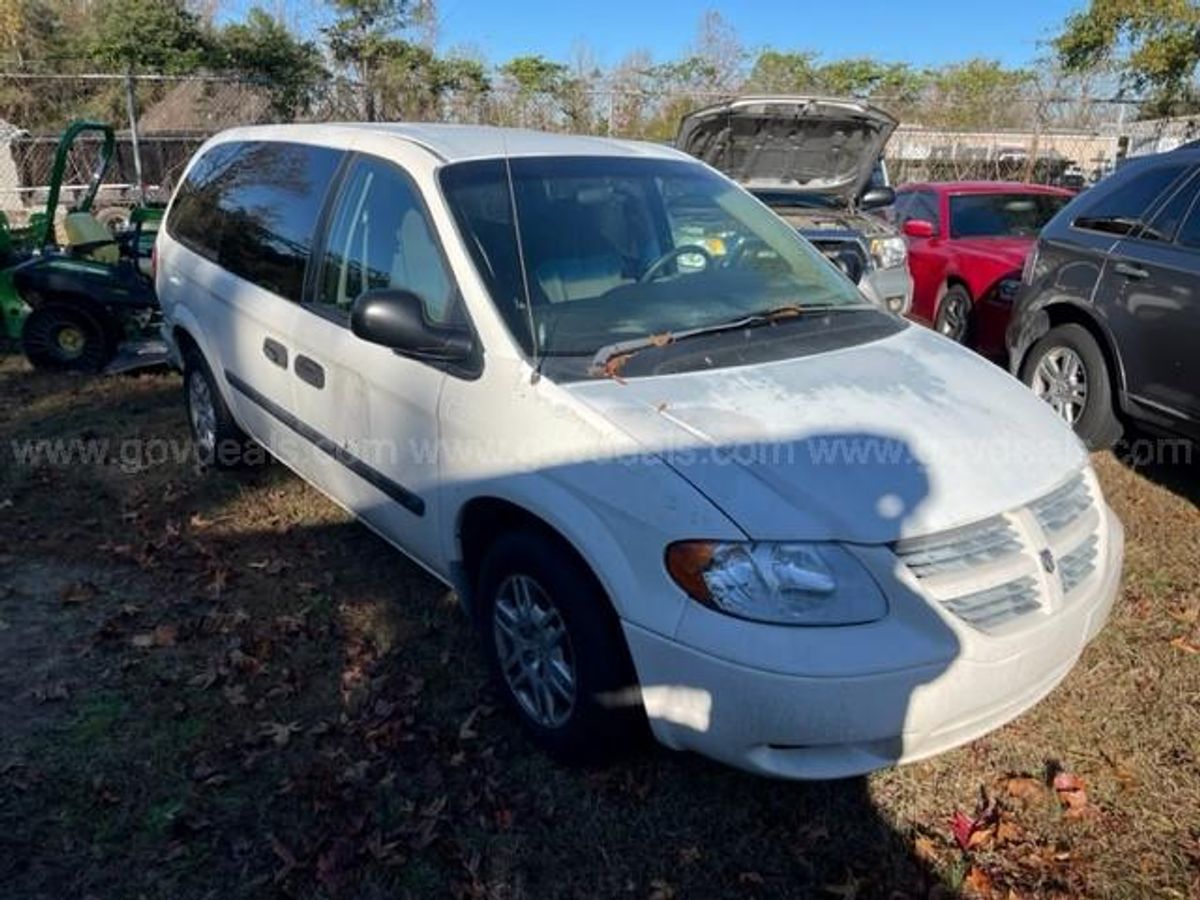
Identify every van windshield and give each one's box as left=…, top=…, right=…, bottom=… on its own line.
left=438, top=156, right=873, bottom=365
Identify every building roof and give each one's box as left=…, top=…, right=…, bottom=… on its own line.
left=212, top=122, right=691, bottom=164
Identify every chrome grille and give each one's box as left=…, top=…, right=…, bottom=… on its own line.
left=1059, top=534, right=1099, bottom=595
left=1030, top=474, right=1091, bottom=533
left=893, top=517, right=1022, bottom=579
left=942, top=577, right=1041, bottom=629
left=895, top=470, right=1104, bottom=633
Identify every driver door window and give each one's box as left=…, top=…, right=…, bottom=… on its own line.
left=316, top=156, right=455, bottom=323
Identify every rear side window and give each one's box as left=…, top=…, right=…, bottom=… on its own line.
left=167, top=140, right=343, bottom=301
left=1073, top=160, right=1190, bottom=237
left=167, top=143, right=240, bottom=261
left=215, top=142, right=343, bottom=301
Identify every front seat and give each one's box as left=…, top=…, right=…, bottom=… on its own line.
left=60, top=211, right=119, bottom=264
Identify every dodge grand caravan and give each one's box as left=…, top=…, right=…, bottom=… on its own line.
left=157, top=124, right=1123, bottom=779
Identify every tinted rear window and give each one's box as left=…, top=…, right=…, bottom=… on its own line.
left=167, top=140, right=343, bottom=301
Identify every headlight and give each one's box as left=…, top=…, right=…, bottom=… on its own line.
left=869, top=235, right=907, bottom=270
left=665, top=541, right=888, bottom=625
left=996, top=277, right=1022, bottom=304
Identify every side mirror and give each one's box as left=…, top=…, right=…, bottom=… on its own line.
left=859, top=186, right=896, bottom=209
left=350, top=288, right=473, bottom=361
left=902, top=218, right=935, bottom=239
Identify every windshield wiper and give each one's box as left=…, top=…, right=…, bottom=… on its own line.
left=589, top=304, right=860, bottom=377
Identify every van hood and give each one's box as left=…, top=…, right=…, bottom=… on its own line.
left=676, top=96, right=897, bottom=205
left=565, top=325, right=1086, bottom=543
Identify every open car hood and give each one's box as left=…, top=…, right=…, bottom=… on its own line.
left=676, top=96, right=897, bottom=205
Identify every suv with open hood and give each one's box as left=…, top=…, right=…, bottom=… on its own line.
left=678, top=96, right=912, bottom=314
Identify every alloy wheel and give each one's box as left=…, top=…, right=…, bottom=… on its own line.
left=492, top=574, right=577, bottom=729
left=1031, top=346, right=1088, bottom=425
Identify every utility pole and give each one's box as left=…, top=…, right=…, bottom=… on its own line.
left=124, top=68, right=146, bottom=205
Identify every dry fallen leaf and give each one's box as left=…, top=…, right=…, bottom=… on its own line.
left=259, top=721, right=301, bottom=747
left=59, top=581, right=99, bottom=605
left=913, top=834, right=942, bottom=865
left=1003, top=775, right=1045, bottom=803
left=1053, top=771, right=1096, bottom=820
left=1169, top=635, right=1200, bottom=654
left=962, top=865, right=994, bottom=898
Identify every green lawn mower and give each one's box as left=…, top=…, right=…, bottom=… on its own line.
left=0, top=120, right=164, bottom=372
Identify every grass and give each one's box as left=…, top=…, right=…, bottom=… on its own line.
left=0, top=345, right=1197, bottom=899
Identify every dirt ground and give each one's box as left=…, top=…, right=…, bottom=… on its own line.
left=1, top=346, right=1198, bottom=899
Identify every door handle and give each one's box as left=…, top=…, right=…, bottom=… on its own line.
left=294, top=355, right=325, bottom=390
left=1113, top=262, right=1149, bottom=280
left=262, top=337, right=288, bottom=369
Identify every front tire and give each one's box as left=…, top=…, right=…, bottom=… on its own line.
left=1021, top=323, right=1122, bottom=449
left=934, top=284, right=973, bottom=344
left=475, top=530, right=645, bottom=765
left=21, top=304, right=113, bottom=372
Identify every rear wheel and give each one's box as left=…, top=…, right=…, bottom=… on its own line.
left=1021, top=323, right=1122, bottom=449
left=475, top=530, right=646, bottom=765
left=21, top=304, right=113, bottom=371
left=182, top=345, right=256, bottom=469
left=934, top=284, right=973, bottom=344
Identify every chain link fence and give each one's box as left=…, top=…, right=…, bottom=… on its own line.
left=3, top=71, right=1199, bottom=224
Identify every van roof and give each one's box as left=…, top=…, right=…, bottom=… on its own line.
left=212, top=122, right=692, bottom=165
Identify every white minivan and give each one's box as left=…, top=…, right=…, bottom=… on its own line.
left=157, top=124, right=1123, bottom=779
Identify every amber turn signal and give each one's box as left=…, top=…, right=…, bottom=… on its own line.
left=665, top=541, right=717, bottom=602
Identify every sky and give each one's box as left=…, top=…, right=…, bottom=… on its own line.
left=238, top=0, right=1088, bottom=70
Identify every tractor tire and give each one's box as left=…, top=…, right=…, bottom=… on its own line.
left=21, top=304, right=114, bottom=372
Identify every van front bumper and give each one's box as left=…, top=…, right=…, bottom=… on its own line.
left=623, top=510, right=1123, bottom=780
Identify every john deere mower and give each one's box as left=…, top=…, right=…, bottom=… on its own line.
left=0, top=120, right=163, bottom=372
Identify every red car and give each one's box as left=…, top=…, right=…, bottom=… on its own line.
left=894, top=182, right=1074, bottom=359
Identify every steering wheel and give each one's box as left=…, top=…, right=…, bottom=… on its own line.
left=724, top=236, right=772, bottom=269
left=639, top=244, right=713, bottom=283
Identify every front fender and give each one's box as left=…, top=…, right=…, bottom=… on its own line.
left=443, top=456, right=742, bottom=639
